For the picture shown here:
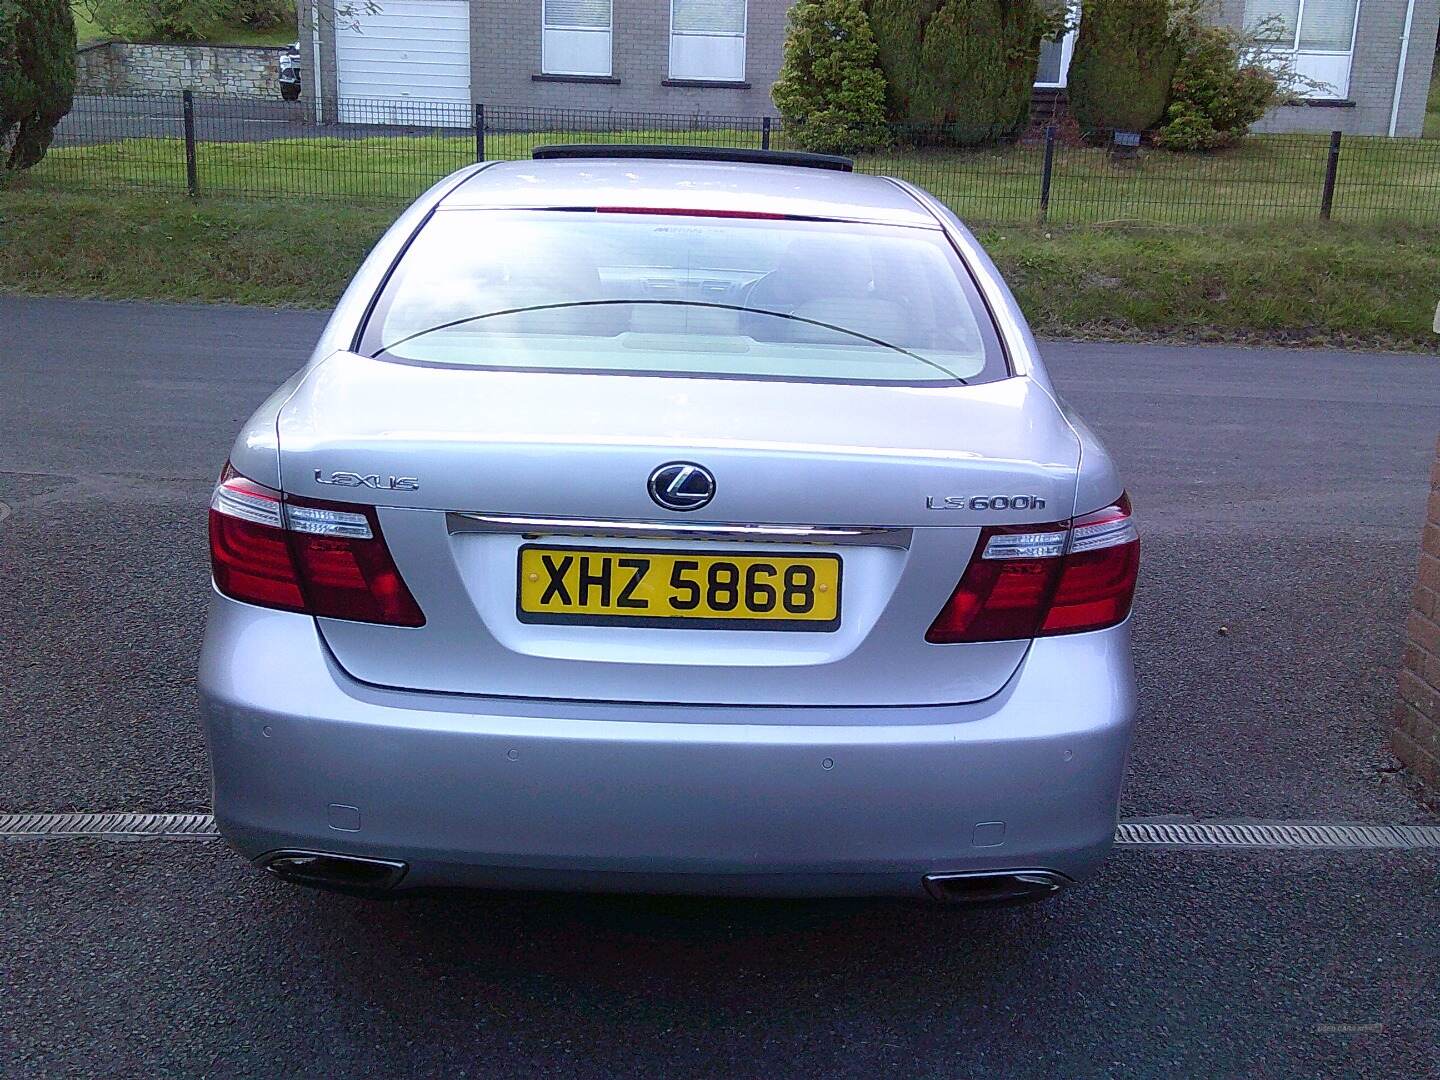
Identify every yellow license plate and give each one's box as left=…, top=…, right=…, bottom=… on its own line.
left=516, top=545, right=841, bottom=631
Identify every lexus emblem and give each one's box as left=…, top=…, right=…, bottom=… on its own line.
left=648, top=462, right=715, bottom=512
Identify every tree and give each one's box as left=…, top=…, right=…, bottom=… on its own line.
left=866, top=0, right=1059, bottom=146
left=78, top=0, right=223, bottom=42
left=772, top=0, right=890, bottom=154
left=233, top=0, right=292, bottom=29
left=0, top=0, right=76, bottom=172
left=77, top=0, right=299, bottom=40
left=1066, top=0, right=1181, bottom=132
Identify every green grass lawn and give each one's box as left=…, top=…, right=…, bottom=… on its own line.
left=19, top=126, right=1440, bottom=227
left=858, top=132, right=1440, bottom=226
left=2, top=190, right=1436, bottom=350
left=71, top=2, right=297, bottom=46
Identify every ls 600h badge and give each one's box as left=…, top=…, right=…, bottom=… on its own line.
left=925, top=494, right=1045, bottom=511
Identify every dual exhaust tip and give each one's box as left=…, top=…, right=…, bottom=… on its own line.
left=922, top=869, right=1069, bottom=905
left=262, top=850, right=1067, bottom=905
left=262, top=850, right=408, bottom=892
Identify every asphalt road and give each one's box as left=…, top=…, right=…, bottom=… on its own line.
left=56, top=94, right=476, bottom=148
left=2, top=296, right=1439, bottom=1076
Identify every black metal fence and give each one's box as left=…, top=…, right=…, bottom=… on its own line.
left=23, top=92, right=1440, bottom=227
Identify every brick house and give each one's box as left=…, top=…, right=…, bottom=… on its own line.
left=299, top=0, right=1438, bottom=136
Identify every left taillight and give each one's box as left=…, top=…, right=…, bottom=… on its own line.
left=208, top=463, right=425, bottom=627
left=926, top=494, right=1139, bottom=644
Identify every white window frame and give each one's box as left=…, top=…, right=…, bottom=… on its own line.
left=1249, top=0, right=1362, bottom=98
left=1035, top=1, right=1080, bottom=89
left=668, top=0, right=748, bottom=84
left=541, top=0, right=614, bottom=78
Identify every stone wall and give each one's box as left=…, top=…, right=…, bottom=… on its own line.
left=1395, top=434, right=1440, bottom=792
left=76, top=42, right=289, bottom=98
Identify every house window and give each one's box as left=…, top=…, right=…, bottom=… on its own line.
left=1034, top=2, right=1079, bottom=88
left=1245, top=0, right=1360, bottom=98
left=542, top=0, right=613, bottom=77
left=670, top=0, right=747, bottom=83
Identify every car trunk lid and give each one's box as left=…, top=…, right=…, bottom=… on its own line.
left=275, top=351, right=1080, bottom=707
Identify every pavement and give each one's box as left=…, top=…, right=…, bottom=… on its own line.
left=2, top=295, right=1438, bottom=1076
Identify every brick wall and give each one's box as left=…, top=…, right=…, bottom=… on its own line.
left=75, top=41, right=288, bottom=98
left=470, top=0, right=791, bottom=118
left=1395, top=435, right=1440, bottom=791
left=1217, top=0, right=1439, bottom=137
left=300, top=0, right=1438, bottom=134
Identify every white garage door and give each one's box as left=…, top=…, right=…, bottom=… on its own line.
left=334, top=0, right=471, bottom=125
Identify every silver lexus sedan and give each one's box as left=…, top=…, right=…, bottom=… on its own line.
left=199, top=146, right=1138, bottom=904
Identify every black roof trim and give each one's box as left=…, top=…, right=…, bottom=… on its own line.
left=531, top=144, right=855, bottom=172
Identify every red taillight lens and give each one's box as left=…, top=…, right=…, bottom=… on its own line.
left=1042, top=498, right=1140, bottom=634
left=287, top=505, right=427, bottom=626
left=926, top=495, right=1138, bottom=644
left=591, top=206, right=793, bottom=219
left=924, top=525, right=1067, bottom=643
left=208, top=470, right=306, bottom=612
left=208, top=465, right=425, bottom=627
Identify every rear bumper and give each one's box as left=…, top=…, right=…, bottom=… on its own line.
left=198, top=594, right=1136, bottom=897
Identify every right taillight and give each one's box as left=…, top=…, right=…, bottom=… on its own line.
left=926, top=494, right=1138, bottom=644
left=208, top=464, right=425, bottom=627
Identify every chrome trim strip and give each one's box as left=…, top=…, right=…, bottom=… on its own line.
left=448, top=513, right=911, bottom=547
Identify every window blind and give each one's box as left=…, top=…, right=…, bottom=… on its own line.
left=672, top=0, right=746, bottom=35
left=1244, top=0, right=1301, bottom=42
left=544, top=0, right=611, bottom=30
left=1297, top=0, right=1357, bottom=51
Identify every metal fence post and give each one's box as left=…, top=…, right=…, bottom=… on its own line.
left=1038, top=124, right=1056, bottom=223
left=761, top=116, right=772, bottom=151
left=474, top=103, right=485, bottom=163
left=1320, top=129, right=1342, bottom=221
left=181, top=89, right=198, bottom=197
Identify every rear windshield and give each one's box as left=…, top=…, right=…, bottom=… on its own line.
left=358, top=210, right=1006, bottom=386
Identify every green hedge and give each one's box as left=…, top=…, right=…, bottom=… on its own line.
left=866, top=0, right=1048, bottom=145
left=1066, top=0, right=1179, bottom=132
left=772, top=0, right=891, bottom=153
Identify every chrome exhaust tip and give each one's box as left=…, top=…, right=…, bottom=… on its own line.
left=922, top=869, right=1069, bottom=905
left=261, top=850, right=408, bottom=892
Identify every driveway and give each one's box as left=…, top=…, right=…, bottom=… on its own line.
left=1, top=296, right=1437, bottom=1076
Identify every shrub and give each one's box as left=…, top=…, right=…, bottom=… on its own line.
left=79, top=0, right=222, bottom=41
left=866, top=0, right=1057, bottom=146
left=80, top=0, right=296, bottom=39
left=0, top=0, right=76, bottom=172
left=233, top=0, right=292, bottom=31
left=1156, top=26, right=1277, bottom=150
left=772, top=0, right=891, bottom=154
left=1066, top=0, right=1180, bottom=132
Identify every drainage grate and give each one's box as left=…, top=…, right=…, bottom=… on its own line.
left=0, top=812, right=218, bottom=838
left=1115, top=821, right=1440, bottom=850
